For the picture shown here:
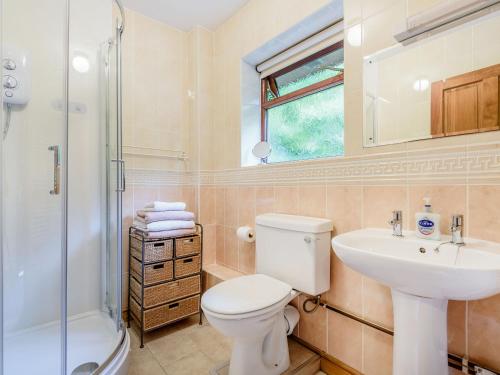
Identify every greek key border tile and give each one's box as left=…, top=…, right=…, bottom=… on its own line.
left=125, top=143, right=500, bottom=187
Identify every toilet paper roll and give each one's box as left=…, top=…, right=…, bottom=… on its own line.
left=236, top=226, right=255, bottom=243
left=284, top=305, right=300, bottom=335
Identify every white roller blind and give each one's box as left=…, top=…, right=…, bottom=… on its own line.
left=258, top=21, right=344, bottom=79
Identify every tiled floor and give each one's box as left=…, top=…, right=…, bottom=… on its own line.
left=127, top=316, right=320, bottom=375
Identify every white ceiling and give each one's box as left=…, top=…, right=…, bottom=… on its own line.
left=121, top=0, right=251, bottom=31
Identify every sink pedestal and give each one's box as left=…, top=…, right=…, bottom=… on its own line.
left=391, top=290, right=448, bottom=375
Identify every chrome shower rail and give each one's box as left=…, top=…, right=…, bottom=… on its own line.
left=114, top=0, right=125, bottom=34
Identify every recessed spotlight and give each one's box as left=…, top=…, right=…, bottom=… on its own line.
left=72, top=54, right=90, bottom=73
left=347, top=24, right=362, bottom=47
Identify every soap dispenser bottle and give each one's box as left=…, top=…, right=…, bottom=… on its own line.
left=415, top=197, right=441, bottom=240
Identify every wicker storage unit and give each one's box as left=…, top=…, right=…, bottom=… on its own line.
left=130, top=275, right=201, bottom=308
left=128, top=225, right=203, bottom=348
left=130, top=257, right=173, bottom=286
left=175, top=236, right=201, bottom=257
left=130, top=295, right=200, bottom=331
left=174, top=255, right=201, bottom=278
left=130, top=235, right=173, bottom=263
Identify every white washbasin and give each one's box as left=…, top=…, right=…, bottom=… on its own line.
left=332, top=228, right=500, bottom=300
left=331, top=228, right=500, bottom=375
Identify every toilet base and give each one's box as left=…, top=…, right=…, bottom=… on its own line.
left=229, top=311, right=290, bottom=375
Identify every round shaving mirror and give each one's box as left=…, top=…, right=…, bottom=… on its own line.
left=252, top=141, right=272, bottom=160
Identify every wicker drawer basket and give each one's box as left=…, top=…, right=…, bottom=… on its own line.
left=131, top=257, right=173, bottom=286
left=131, top=275, right=201, bottom=309
left=175, top=236, right=201, bottom=257
left=174, top=255, right=201, bottom=278
left=130, top=236, right=173, bottom=263
left=130, top=295, right=200, bottom=331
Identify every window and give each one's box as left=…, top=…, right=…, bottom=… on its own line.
left=260, top=42, right=344, bottom=163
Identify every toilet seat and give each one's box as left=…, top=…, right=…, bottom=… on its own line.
left=201, top=274, right=293, bottom=319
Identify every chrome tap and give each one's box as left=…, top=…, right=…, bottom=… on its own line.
left=389, top=210, right=403, bottom=237
left=450, top=214, right=465, bottom=245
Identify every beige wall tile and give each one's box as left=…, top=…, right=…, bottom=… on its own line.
left=325, top=254, right=363, bottom=316
left=298, top=185, right=327, bottom=218
left=362, top=0, right=401, bottom=19
left=362, top=1, right=406, bottom=56
left=297, top=296, right=327, bottom=351
left=158, top=186, right=182, bottom=203
left=224, top=226, right=238, bottom=270
left=215, top=225, right=225, bottom=265
left=363, top=277, right=394, bottom=329
left=469, top=185, right=500, bottom=242
left=255, top=185, right=275, bottom=216
left=238, top=241, right=256, bottom=274
left=326, top=185, right=363, bottom=235
left=468, top=294, right=500, bottom=370
left=200, top=186, right=216, bottom=225
left=133, top=186, right=159, bottom=212
left=202, top=224, right=216, bottom=266
left=182, top=186, right=197, bottom=216
left=327, top=310, right=363, bottom=372
left=407, top=0, right=442, bottom=16
left=238, top=186, right=256, bottom=226
left=448, top=300, right=466, bottom=357
left=344, top=0, right=362, bottom=26
left=363, top=326, right=393, bottom=375
left=363, top=186, right=407, bottom=229
left=215, top=187, right=225, bottom=225
left=275, top=185, right=300, bottom=214
left=224, top=187, right=238, bottom=227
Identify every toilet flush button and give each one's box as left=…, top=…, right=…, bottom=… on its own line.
left=5, top=90, right=13, bottom=98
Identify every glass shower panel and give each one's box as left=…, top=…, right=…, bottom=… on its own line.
left=66, top=0, right=123, bottom=373
left=1, top=0, right=67, bottom=374
left=105, top=24, right=121, bottom=327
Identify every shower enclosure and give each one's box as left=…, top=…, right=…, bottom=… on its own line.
left=0, top=0, right=129, bottom=374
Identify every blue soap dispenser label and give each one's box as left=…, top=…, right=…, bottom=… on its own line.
left=418, top=218, right=435, bottom=236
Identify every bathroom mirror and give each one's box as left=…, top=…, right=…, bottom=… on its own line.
left=252, top=141, right=272, bottom=160
left=363, top=7, right=500, bottom=147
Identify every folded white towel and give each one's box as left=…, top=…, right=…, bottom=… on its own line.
left=134, top=228, right=196, bottom=239
left=136, top=210, right=195, bottom=223
left=143, top=201, right=186, bottom=212
left=133, top=219, right=195, bottom=232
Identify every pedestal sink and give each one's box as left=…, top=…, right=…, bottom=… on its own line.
left=331, top=229, right=500, bottom=375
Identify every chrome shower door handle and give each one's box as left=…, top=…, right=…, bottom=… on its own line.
left=111, top=159, right=126, bottom=192
left=121, top=159, right=126, bottom=192
left=48, top=145, right=61, bottom=195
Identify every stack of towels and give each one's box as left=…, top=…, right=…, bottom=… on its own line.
left=133, top=201, right=195, bottom=239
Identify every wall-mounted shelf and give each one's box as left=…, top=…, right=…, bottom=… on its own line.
left=123, top=145, right=188, bottom=161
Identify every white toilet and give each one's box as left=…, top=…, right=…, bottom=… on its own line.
left=202, top=213, right=333, bottom=375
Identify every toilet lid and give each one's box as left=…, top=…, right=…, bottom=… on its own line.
left=201, top=274, right=292, bottom=315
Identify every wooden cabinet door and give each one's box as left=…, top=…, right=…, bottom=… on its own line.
left=431, top=64, right=500, bottom=137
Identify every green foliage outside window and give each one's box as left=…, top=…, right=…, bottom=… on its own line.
left=266, top=70, right=344, bottom=163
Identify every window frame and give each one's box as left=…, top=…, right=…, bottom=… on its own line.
left=260, top=40, right=345, bottom=142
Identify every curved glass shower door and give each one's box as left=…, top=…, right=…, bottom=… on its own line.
left=66, top=0, right=124, bottom=373
left=1, top=1, right=125, bottom=374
